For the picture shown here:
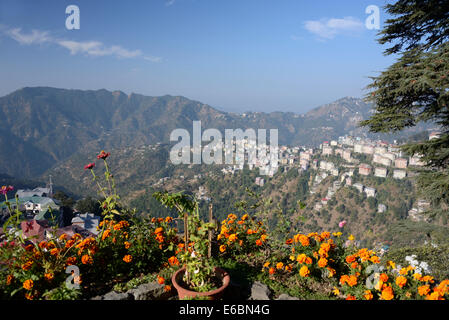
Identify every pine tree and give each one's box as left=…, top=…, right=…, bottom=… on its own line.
left=360, top=0, right=449, bottom=218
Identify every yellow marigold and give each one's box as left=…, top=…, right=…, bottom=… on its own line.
left=332, top=232, right=342, bottom=237
left=381, top=286, right=394, bottom=300
left=123, top=255, right=132, bottom=263
left=387, top=260, right=396, bottom=269
left=299, top=265, right=310, bottom=277
left=44, top=273, right=54, bottom=281
left=332, top=287, right=340, bottom=296
left=364, top=290, right=373, bottom=300
left=81, top=254, right=93, bottom=265
left=219, top=245, right=226, bottom=253
left=413, top=273, right=422, bottom=281
left=418, top=285, right=431, bottom=296
left=348, top=234, right=355, bottom=241
left=241, top=214, right=249, bottom=221
left=327, top=267, right=336, bottom=278
left=318, top=257, right=328, bottom=268
left=260, top=234, right=267, bottom=242
left=228, top=234, right=237, bottom=242
left=276, top=262, right=284, bottom=270
left=263, top=262, right=270, bottom=268
left=396, top=276, right=407, bottom=288
left=23, top=279, right=33, bottom=291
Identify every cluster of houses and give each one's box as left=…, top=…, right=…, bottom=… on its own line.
left=0, top=186, right=101, bottom=243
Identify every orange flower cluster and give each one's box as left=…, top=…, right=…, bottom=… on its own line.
left=217, top=213, right=268, bottom=255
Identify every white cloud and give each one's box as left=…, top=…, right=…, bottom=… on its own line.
left=166, top=0, right=176, bottom=6
left=6, top=28, right=52, bottom=45
left=2, top=26, right=161, bottom=62
left=57, top=40, right=143, bottom=58
left=304, top=17, right=364, bottom=40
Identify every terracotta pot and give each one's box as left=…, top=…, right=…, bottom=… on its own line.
left=171, top=267, right=230, bottom=300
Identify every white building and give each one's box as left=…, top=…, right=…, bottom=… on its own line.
left=393, top=170, right=407, bottom=179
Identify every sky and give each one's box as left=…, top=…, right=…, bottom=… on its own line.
left=0, top=0, right=397, bottom=113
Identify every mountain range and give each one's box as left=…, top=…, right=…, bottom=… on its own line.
left=0, top=87, right=433, bottom=179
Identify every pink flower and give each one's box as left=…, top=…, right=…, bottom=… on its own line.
left=339, top=220, right=347, bottom=228
left=84, top=163, right=95, bottom=170
left=0, top=186, right=13, bottom=195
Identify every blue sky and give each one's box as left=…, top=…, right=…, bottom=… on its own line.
left=0, top=0, right=396, bottom=113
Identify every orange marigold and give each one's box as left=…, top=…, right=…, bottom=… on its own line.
left=318, top=257, right=328, bottom=268
left=81, top=254, right=93, bottom=265
left=364, top=290, right=373, bottom=300
left=381, top=286, right=394, bottom=300
left=418, top=285, right=431, bottom=296
left=346, top=295, right=356, bottom=300
left=269, top=267, right=276, bottom=275
left=44, top=273, right=54, bottom=281
left=157, top=276, right=165, bottom=285
left=123, top=255, right=132, bottom=263
left=379, top=273, right=389, bottom=283
left=219, top=245, right=226, bottom=253
left=396, top=276, right=407, bottom=288
left=255, top=239, right=262, bottom=246
left=23, top=279, right=33, bottom=290
left=276, top=262, right=284, bottom=270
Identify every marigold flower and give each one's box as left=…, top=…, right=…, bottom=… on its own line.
left=318, top=257, right=328, bottom=268
left=426, top=291, right=443, bottom=300
left=421, top=275, right=434, bottom=283
left=364, top=290, right=373, bottom=300
left=268, top=267, right=276, bottom=275
left=413, top=273, right=422, bottom=281
left=23, top=279, right=33, bottom=290
left=299, top=266, right=310, bottom=277
left=387, top=260, right=396, bottom=269
left=157, top=276, right=165, bottom=285
left=66, top=257, right=77, bottom=265
left=6, top=275, right=14, bottom=285
left=219, top=245, right=226, bottom=253
left=396, top=276, right=407, bottom=288
left=165, top=216, right=173, bottom=223
left=347, top=275, right=358, bottom=287
left=81, top=254, right=93, bottom=265
left=50, top=248, right=59, bottom=256
left=346, top=295, right=356, bottom=300
left=332, top=287, right=340, bottom=295
left=168, top=256, right=179, bottom=266
left=260, top=234, right=267, bottom=242
left=39, top=241, right=48, bottom=249
left=379, top=273, right=389, bottom=283
left=241, top=214, right=249, bottom=221
left=399, top=268, right=408, bottom=275
left=348, top=234, right=355, bottom=241
left=381, top=286, right=394, bottom=300
left=297, top=234, right=310, bottom=246
left=370, top=256, right=380, bottom=264
left=123, top=255, right=132, bottom=263
left=255, top=239, right=262, bottom=246
left=45, top=273, right=54, bottom=281
left=59, top=234, right=68, bottom=241
left=263, top=262, right=270, bottom=268
left=276, top=262, right=284, bottom=270
left=101, top=229, right=111, bottom=241
left=418, top=285, right=431, bottom=296
left=228, top=234, right=237, bottom=242
left=124, top=241, right=131, bottom=249
left=164, top=285, right=172, bottom=292
left=154, top=227, right=164, bottom=234
left=351, top=262, right=358, bottom=269
left=21, top=261, right=33, bottom=271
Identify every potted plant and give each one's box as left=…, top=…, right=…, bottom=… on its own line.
left=153, top=191, right=230, bottom=300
